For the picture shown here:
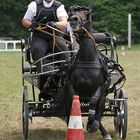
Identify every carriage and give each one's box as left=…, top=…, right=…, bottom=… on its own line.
left=21, top=5, right=127, bottom=140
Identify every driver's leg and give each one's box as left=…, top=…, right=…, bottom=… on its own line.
left=54, top=36, right=71, bottom=59
left=31, top=36, right=49, bottom=96
left=31, top=35, right=49, bottom=73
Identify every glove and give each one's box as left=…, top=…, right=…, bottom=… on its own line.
left=30, top=20, right=39, bottom=29
left=47, top=21, right=57, bottom=27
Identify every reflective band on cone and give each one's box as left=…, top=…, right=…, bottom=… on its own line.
left=68, top=116, right=83, bottom=129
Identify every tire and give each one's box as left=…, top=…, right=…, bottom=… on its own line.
left=114, top=89, right=128, bottom=140
left=22, top=86, right=29, bottom=140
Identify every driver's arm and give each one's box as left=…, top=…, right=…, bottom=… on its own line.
left=55, top=5, right=68, bottom=31
left=55, top=16, right=68, bottom=30
left=22, top=19, right=32, bottom=29
left=21, top=1, right=36, bottom=29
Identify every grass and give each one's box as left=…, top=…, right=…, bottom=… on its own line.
left=0, top=44, right=140, bottom=140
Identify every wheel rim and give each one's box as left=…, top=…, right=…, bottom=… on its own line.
left=119, top=100, right=127, bottom=139
left=22, top=86, right=29, bottom=140
left=119, top=101, right=124, bottom=138
left=114, top=90, right=127, bottom=139
left=23, top=103, right=29, bottom=139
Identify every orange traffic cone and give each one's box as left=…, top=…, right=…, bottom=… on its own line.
left=66, top=95, right=84, bottom=140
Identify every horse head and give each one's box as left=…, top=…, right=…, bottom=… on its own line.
left=68, top=5, right=92, bottom=33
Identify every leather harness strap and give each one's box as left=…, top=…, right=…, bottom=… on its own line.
left=82, top=27, right=96, bottom=44
left=35, top=24, right=73, bottom=44
left=35, top=24, right=71, bottom=58
left=74, top=62, right=102, bottom=69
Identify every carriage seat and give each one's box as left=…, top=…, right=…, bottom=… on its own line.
left=93, top=33, right=107, bottom=43
left=21, top=38, right=37, bottom=73
left=93, top=32, right=117, bottom=46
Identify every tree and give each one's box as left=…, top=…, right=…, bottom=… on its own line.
left=0, top=0, right=139, bottom=43
left=92, top=0, right=140, bottom=43
left=0, top=0, right=29, bottom=39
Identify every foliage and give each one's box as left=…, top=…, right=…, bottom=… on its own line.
left=0, top=0, right=139, bottom=43
left=93, top=1, right=131, bottom=41
left=0, top=0, right=29, bottom=39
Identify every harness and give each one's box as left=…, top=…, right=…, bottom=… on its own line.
left=73, top=62, right=102, bottom=69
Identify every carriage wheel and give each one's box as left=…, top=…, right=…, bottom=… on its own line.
left=22, top=86, right=29, bottom=140
left=114, top=89, right=128, bottom=140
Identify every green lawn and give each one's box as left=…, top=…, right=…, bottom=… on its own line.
left=0, top=44, right=140, bottom=139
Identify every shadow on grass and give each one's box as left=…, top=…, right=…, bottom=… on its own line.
left=0, top=115, right=118, bottom=140
left=29, top=128, right=66, bottom=140
left=1, top=128, right=66, bottom=140
left=1, top=128, right=118, bottom=140
left=29, top=129, right=117, bottom=140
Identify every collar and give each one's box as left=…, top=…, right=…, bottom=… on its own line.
left=43, top=0, right=54, bottom=8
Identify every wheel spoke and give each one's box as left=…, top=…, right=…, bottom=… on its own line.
left=114, top=90, right=128, bottom=139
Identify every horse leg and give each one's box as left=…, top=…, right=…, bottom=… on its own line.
left=98, top=90, right=112, bottom=140
left=87, top=86, right=102, bottom=133
left=99, top=122, right=112, bottom=140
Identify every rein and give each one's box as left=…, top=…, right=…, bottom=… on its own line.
left=52, top=29, right=56, bottom=63
left=81, top=26, right=101, bottom=56
left=34, top=24, right=74, bottom=58
left=73, top=27, right=102, bottom=69
left=82, top=26, right=96, bottom=44
left=35, top=24, right=74, bottom=44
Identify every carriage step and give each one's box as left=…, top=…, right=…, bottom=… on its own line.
left=23, top=65, right=36, bottom=73
left=27, top=100, right=65, bottom=117
left=106, top=98, right=127, bottom=102
left=33, top=110, right=65, bottom=117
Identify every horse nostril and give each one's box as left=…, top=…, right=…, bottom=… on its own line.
left=73, top=17, right=78, bottom=21
left=70, top=17, right=78, bottom=22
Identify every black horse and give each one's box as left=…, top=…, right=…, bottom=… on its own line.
left=64, top=5, right=112, bottom=140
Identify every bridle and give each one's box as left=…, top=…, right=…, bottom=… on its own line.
left=69, top=6, right=91, bottom=32
left=69, top=6, right=96, bottom=44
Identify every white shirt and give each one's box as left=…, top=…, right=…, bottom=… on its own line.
left=23, top=0, right=68, bottom=21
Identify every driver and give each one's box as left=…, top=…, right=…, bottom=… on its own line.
left=22, top=0, right=70, bottom=97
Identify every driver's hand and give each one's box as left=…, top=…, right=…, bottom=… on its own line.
left=30, top=20, right=39, bottom=29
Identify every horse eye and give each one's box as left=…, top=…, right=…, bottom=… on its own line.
left=83, top=19, right=86, bottom=22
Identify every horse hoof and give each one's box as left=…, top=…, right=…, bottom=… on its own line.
left=103, top=134, right=112, bottom=140
left=86, top=120, right=99, bottom=133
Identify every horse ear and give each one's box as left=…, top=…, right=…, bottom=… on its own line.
left=87, top=5, right=93, bottom=23
left=88, top=5, right=93, bottom=13
left=88, top=0, right=93, bottom=13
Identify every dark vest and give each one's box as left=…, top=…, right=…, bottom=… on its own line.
left=33, top=0, right=62, bottom=39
